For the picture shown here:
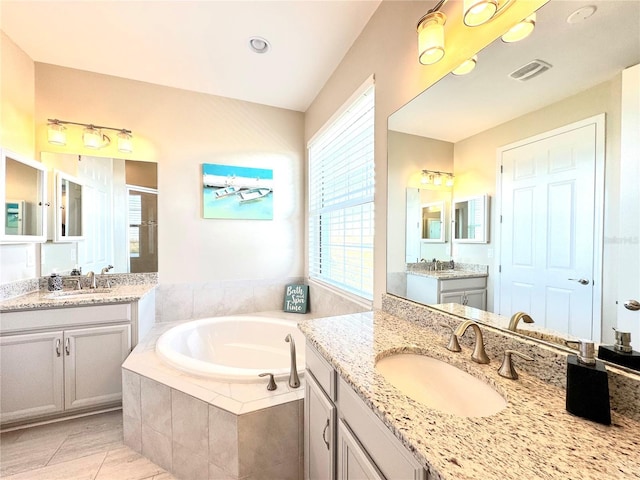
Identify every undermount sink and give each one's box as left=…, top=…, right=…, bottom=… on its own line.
left=375, top=353, right=507, bottom=417
left=45, top=288, right=112, bottom=299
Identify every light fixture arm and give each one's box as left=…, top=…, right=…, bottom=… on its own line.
left=48, top=119, right=131, bottom=135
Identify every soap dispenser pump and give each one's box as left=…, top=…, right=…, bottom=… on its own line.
left=597, top=328, right=640, bottom=372
left=566, top=340, right=611, bottom=425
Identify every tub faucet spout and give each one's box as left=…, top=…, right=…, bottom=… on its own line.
left=285, top=334, right=301, bottom=388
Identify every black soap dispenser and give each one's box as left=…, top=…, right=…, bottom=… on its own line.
left=566, top=340, right=611, bottom=425
left=597, top=328, right=640, bottom=372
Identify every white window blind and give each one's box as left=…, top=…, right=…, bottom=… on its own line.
left=308, top=83, right=375, bottom=300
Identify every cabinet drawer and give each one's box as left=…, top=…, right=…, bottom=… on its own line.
left=306, top=341, right=336, bottom=400
left=438, top=276, right=486, bottom=292
left=1, top=303, right=132, bottom=333
left=337, top=377, right=425, bottom=480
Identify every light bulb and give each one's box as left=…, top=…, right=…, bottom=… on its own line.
left=463, top=0, right=498, bottom=27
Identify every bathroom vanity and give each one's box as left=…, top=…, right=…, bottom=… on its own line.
left=0, top=283, right=156, bottom=426
left=300, top=303, right=640, bottom=480
left=406, top=271, right=487, bottom=309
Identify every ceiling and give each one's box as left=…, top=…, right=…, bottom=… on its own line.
left=0, top=0, right=382, bottom=112
left=389, top=0, right=640, bottom=142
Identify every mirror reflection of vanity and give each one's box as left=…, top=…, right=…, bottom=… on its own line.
left=0, top=149, right=47, bottom=242
left=387, top=0, right=640, bottom=351
left=38, top=152, right=158, bottom=275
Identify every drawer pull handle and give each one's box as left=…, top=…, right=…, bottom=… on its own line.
left=322, top=419, right=330, bottom=450
left=56, top=339, right=61, bottom=357
left=65, top=338, right=70, bottom=355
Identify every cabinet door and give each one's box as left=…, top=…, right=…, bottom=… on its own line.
left=465, top=289, right=487, bottom=310
left=440, top=291, right=465, bottom=305
left=0, top=331, right=64, bottom=423
left=305, top=372, right=336, bottom=480
left=64, top=324, right=131, bottom=410
left=338, top=419, right=385, bottom=480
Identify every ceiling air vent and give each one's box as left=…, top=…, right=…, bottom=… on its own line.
left=509, top=59, right=552, bottom=81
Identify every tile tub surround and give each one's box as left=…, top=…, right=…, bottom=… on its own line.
left=299, top=311, right=640, bottom=480
left=122, top=313, right=309, bottom=480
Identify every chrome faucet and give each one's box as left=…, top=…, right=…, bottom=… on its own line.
left=284, top=334, right=300, bottom=388
left=449, top=320, right=490, bottom=364
left=508, top=312, right=534, bottom=332
left=86, top=271, right=97, bottom=289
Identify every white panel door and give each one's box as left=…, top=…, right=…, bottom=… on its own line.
left=617, top=64, right=640, bottom=342
left=64, top=324, right=131, bottom=410
left=499, top=117, right=602, bottom=339
left=77, top=156, right=113, bottom=273
left=0, top=331, right=64, bottom=423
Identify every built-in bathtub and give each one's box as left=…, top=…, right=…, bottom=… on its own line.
left=155, top=316, right=306, bottom=382
left=122, top=313, right=307, bottom=480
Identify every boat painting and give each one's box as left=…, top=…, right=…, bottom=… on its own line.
left=239, top=188, right=272, bottom=203
left=202, top=163, right=273, bottom=220
left=214, top=186, right=240, bottom=198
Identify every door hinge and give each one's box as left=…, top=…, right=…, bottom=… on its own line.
left=499, top=265, right=502, bottom=273
left=500, top=215, right=503, bottom=223
left=500, top=165, right=503, bottom=173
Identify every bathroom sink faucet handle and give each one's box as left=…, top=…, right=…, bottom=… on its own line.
left=498, top=350, right=534, bottom=380
left=258, top=373, right=277, bottom=391
left=439, top=323, right=461, bottom=352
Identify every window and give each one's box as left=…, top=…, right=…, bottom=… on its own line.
left=308, top=80, right=375, bottom=301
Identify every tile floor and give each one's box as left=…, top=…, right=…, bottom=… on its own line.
left=0, top=410, right=176, bottom=480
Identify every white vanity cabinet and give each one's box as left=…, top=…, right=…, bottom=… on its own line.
left=0, top=296, right=153, bottom=426
left=305, top=342, right=426, bottom=480
left=407, top=273, right=487, bottom=310
left=305, top=343, right=337, bottom=480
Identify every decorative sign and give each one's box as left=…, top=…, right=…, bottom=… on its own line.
left=283, top=284, right=309, bottom=313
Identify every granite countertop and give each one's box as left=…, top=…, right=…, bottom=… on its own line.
left=299, top=311, right=640, bottom=480
left=0, top=283, right=157, bottom=312
left=406, top=270, right=488, bottom=280
left=431, top=303, right=581, bottom=346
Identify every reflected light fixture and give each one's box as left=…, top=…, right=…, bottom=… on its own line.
left=47, top=119, right=133, bottom=153
left=502, top=13, right=536, bottom=42
left=452, top=55, right=478, bottom=75
left=421, top=169, right=454, bottom=187
left=417, top=10, right=446, bottom=65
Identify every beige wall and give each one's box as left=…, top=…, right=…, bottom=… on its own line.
left=34, top=64, right=305, bottom=285
left=0, top=32, right=35, bottom=156
left=305, top=0, right=546, bottom=308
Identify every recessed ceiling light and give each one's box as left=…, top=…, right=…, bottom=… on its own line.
left=567, top=5, right=597, bottom=24
left=248, top=36, right=271, bottom=54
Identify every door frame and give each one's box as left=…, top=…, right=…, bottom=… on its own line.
left=494, top=113, right=606, bottom=341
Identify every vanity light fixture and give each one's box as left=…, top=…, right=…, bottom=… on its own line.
left=47, top=120, right=67, bottom=146
left=452, top=55, right=478, bottom=75
left=463, top=0, right=513, bottom=27
left=47, top=119, right=133, bottom=153
left=501, top=13, right=536, bottom=43
left=417, top=10, right=447, bottom=65
left=421, top=169, right=454, bottom=187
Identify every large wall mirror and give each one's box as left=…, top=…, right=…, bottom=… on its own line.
left=387, top=1, right=640, bottom=351
left=40, top=152, right=158, bottom=275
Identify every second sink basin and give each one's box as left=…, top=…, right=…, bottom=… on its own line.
left=375, top=353, right=506, bottom=417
